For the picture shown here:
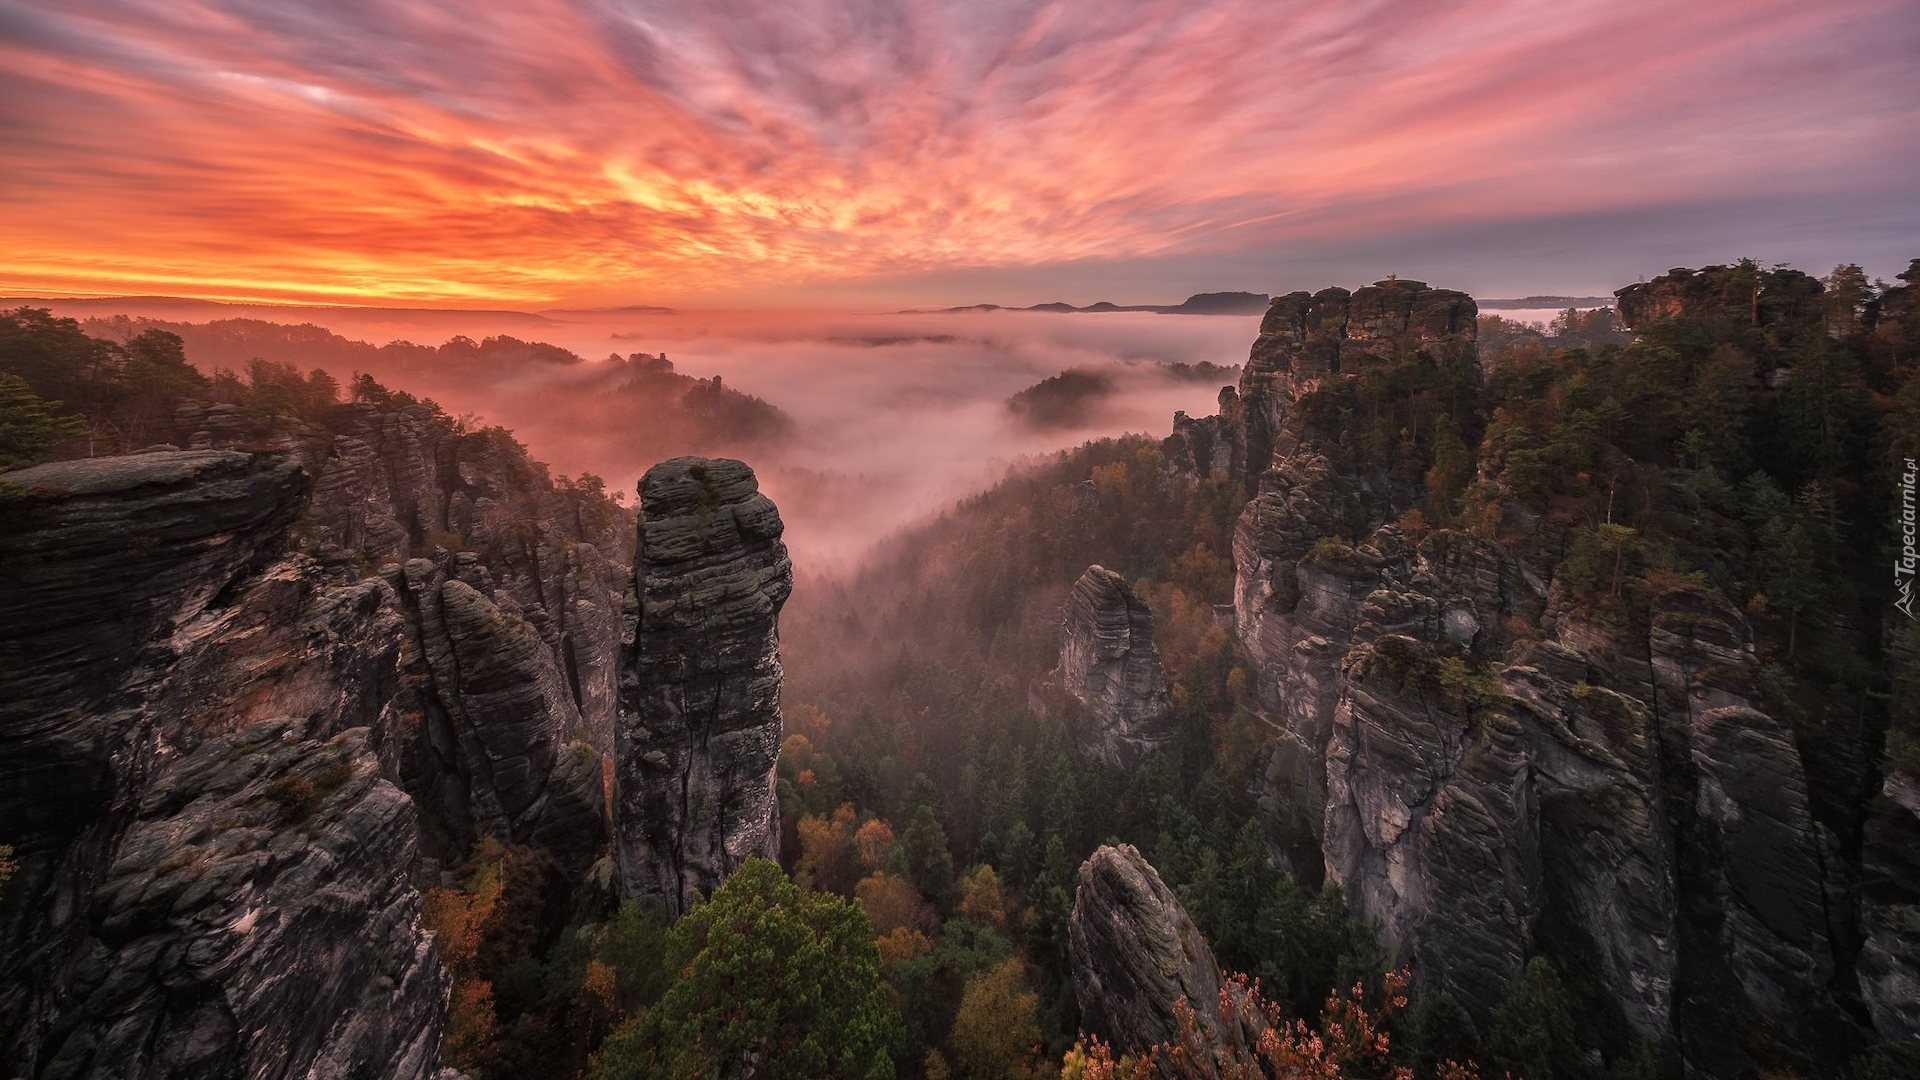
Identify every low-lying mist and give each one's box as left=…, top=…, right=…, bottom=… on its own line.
left=26, top=296, right=1257, bottom=574
left=578, top=310, right=1250, bottom=572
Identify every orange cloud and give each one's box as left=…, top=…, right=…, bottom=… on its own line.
left=1, top=0, right=1913, bottom=306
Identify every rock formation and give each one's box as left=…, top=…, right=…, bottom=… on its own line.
left=0, top=395, right=632, bottom=1073
left=1613, top=264, right=1825, bottom=331
left=0, top=451, right=448, bottom=1078
left=1068, top=844, right=1251, bottom=1059
left=397, top=560, right=606, bottom=874
left=1860, top=772, right=1920, bottom=1042
left=1054, top=566, right=1176, bottom=767
left=1159, top=276, right=1913, bottom=1066
left=615, top=456, right=792, bottom=914
left=54, top=722, right=448, bottom=1079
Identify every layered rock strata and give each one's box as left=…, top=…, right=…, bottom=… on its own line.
left=51, top=722, right=448, bottom=1079
left=615, top=457, right=792, bottom=914
left=1055, top=565, right=1176, bottom=767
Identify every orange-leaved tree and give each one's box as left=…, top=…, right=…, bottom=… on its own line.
left=1071, top=970, right=1481, bottom=1080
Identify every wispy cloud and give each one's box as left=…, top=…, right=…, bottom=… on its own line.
left=2, top=0, right=1914, bottom=304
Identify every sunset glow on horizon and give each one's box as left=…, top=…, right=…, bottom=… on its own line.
left=4, top=0, right=1916, bottom=309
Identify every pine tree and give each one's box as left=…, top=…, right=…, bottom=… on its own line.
left=0, top=375, right=86, bottom=468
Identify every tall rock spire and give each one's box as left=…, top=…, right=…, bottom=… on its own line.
left=615, top=456, right=792, bottom=913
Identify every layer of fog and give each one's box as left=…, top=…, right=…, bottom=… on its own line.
left=1487, top=305, right=1609, bottom=327
left=521, top=308, right=1255, bottom=574
left=17, top=296, right=1257, bottom=574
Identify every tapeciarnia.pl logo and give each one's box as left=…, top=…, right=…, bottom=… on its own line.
left=1900, top=457, right=1917, bottom=619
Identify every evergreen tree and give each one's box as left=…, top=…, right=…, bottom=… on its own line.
left=890, top=805, right=956, bottom=906
left=0, top=375, right=86, bottom=468
left=1486, top=956, right=1585, bottom=1080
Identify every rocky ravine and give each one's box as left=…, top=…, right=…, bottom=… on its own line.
left=615, top=456, right=792, bottom=915
left=0, top=398, right=692, bottom=1076
left=1161, top=277, right=1916, bottom=1068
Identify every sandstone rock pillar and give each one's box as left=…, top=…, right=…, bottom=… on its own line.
left=614, top=457, right=791, bottom=913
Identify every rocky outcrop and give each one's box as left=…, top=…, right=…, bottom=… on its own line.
left=39, top=722, right=446, bottom=1080
left=175, top=400, right=629, bottom=868
left=301, top=404, right=631, bottom=749
left=0, top=451, right=450, bottom=1078
left=1055, top=566, right=1175, bottom=767
left=615, top=457, right=792, bottom=914
left=397, top=560, right=606, bottom=874
left=1232, top=280, right=1477, bottom=492
left=1069, top=845, right=1249, bottom=1058
left=0, top=451, right=307, bottom=735
left=1162, top=388, right=1242, bottom=483
left=1688, top=705, right=1834, bottom=1020
left=1161, top=278, right=1900, bottom=1065
left=1613, top=264, right=1825, bottom=332
left=1, top=412, right=636, bottom=1073
left=0, top=451, right=309, bottom=889
left=1860, top=772, right=1920, bottom=1041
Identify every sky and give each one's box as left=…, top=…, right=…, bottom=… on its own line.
left=3, top=0, right=1917, bottom=308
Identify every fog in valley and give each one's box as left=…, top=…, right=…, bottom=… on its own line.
left=12, top=296, right=1259, bottom=573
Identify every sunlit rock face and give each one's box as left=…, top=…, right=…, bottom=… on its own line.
left=614, top=456, right=792, bottom=915
left=1055, top=565, right=1175, bottom=768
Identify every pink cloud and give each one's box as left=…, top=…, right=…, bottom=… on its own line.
left=1, top=0, right=1912, bottom=305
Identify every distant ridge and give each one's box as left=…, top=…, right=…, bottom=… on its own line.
left=898, top=290, right=1270, bottom=316
left=1477, top=295, right=1613, bottom=309
left=541, top=304, right=679, bottom=316
left=1, top=294, right=559, bottom=325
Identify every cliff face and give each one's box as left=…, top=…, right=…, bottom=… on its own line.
left=615, top=456, right=791, bottom=914
left=0, top=451, right=448, bottom=1078
left=0, top=399, right=633, bottom=1074
left=58, top=722, right=447, bottom=1080
left=1068, top=845, right=1250, bottom=1058
left=1163, top=278, right=1899, bottom=1066
left=1054, top=565, right=1176, bottom=767
left=1165, top=280, right=1476, bottom=499
left=1613, top=264, right=1825, bottom=332
left=1860, top=773, right=1920, bottom=1041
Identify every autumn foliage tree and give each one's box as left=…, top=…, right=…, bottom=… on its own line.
left=1071, top=970, right=1475, bottom=1080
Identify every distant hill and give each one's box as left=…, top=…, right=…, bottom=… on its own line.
left=541, top=305, right=679, bottom=316
left=1476, top=295, right=1613, bottom=309
left=901, top=290, right=1270, bottom=316
left=1, top=294, right=559, bottom=327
